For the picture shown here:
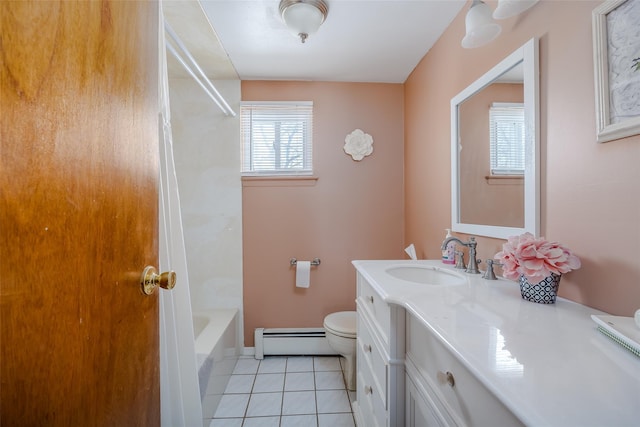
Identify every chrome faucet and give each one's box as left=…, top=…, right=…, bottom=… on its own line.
left=441, top=236, right=481, bottom=274
left=482, top=259, right=503, bottom=280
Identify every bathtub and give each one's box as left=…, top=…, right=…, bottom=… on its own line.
left=193, top=309, right=240, bottom=405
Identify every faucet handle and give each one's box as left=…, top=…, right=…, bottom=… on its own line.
left=483, top=259, right=503, bottom=280
left=454, top=250, right=466, bottom=269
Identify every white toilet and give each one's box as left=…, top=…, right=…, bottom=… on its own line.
left=323, top=311, right=357, bottom=391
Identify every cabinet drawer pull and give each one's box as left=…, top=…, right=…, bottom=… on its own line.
left=438, top=371, right=455, bottom=387
left=364, top=385, right=373, bottom=395
left=367, top=295, right=374, bottom=303
left=364, top=343, right=372, bottom=353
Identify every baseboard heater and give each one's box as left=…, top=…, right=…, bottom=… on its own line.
left=254, top=327, right=338, bottom=359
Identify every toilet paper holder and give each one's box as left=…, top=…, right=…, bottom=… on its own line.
left=290, top=258, right=321, bottom=266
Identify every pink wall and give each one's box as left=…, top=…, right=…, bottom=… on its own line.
left=242, top=82, right=404, bottom=346
left=405, top=1, right=640, bottom=316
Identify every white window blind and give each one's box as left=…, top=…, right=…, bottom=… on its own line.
left=240, top=102, right=313, bottom=176
left=489, top=103, right=525, bottom=175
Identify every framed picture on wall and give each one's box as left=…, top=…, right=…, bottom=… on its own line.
left=592, top=0, right=640, bottom=143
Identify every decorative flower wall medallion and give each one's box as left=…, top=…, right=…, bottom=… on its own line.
left=344, top=129, right=373, bottom=161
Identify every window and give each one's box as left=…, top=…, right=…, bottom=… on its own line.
left=240, top=102, right=313, bottom=176
left=489, top=103, right=525, bottom=175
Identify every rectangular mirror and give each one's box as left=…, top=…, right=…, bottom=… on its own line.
left=450, top=38, right=539, bottom=239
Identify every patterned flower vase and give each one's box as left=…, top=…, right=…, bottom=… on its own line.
left=519, top=273, right=562, bottom=304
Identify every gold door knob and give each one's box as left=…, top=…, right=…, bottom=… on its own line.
left=140, top=266, right=176, bottom=295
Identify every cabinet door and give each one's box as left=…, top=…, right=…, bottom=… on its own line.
left=406, top=375, right=446, bottom=427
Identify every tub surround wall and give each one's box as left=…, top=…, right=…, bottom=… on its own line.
left=242, top=81, right=405, bottom=347
left=169, top=79, right=244, bottom=342
left=404, top=0, right=640, bottom=315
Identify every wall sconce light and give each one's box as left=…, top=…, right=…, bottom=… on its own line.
left=493, top=0, right=539, bottom=20
left=461, top=0, right=501, bottom=49
left=279, top=0, right=329, bottom=43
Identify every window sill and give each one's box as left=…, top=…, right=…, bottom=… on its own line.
left=241, top=175, right=319, bottom=187
left=485, top=175, right=524, bottom=185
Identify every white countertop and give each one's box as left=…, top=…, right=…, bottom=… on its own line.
left=352, top=259, right=640, bottom=427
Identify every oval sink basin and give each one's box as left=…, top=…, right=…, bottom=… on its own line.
left=385, top=266, right=466, bottom=286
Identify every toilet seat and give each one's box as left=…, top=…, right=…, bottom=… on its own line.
left=323, top=311, right=356, bottom=339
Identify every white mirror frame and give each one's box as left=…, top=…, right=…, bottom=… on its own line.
left=450, top=38, right=539, bottom=240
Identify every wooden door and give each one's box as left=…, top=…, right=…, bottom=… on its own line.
left=0, top=1, right=160, bottom=425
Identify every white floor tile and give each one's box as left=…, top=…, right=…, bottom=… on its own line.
left=314, top=356, right=342, bottom=372
left=233, top=358, right=260, bottom=375
left=281, top=414, right=319, bottom=427
left=286, top=356, right=313, bottom=372
left=258, top=357, right=287, bottom=373
left=253, top=373, right=285, bottom=393
left=214, top=394, right=250, bottom=418
left=315, top=371, right=345, bottom=390
left=282, top=391, right=317, bottom=415
left=316, top=390, right=352, bottom=414
left=246, top=392, right=283, bottom=417
left=212, top=357, right=354, bottom=425
left=242, top=416, right=281, bottom=427
left=284, top=372, right=315, bottom=391
left=318, top=413, right=355, bottom=427
left=209, top=418, right=243, bottom=427
left=225, top=374, right=255, bottom=394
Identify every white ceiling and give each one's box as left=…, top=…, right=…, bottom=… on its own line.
left=166, top=0, right=467, bottom=83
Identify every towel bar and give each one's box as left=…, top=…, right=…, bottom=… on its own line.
left=290, top=258, right=321, bottom=266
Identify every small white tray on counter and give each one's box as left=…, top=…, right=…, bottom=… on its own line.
left=591, top=314, right=640, bottom=358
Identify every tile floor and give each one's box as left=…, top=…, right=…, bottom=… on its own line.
left=207, top=356, right=356, bottom=427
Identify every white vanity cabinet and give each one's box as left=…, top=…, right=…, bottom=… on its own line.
left=352, top=260, right=640, bottom=427
left=354, top=268, right=521, bottom=427
left=405, top=372, right=447, bottom=427
left=405, top=315, right=524, bottom=427
left=353, top=272, right=405, bottom=427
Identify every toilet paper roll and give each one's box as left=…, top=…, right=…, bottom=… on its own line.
left=295, top=261, right=311, bottom=288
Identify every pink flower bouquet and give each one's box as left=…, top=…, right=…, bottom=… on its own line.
left=495, top=232, right=581, bottom=283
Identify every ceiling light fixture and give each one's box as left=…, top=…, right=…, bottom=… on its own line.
left=461, top=0, right=502, bottom=49
left=279, top=0, right=328, bottom=43
left=493, top=0, right=539, bottom=20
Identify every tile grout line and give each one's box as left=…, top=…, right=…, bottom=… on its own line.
left=279, top=357, right=287, bottom=419
left=243, top=370, right=257, bottom=420
left=313, top=358, right=319, bottom=421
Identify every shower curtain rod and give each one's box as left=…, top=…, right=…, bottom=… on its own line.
left=164, top=23, right=236, bottom=117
